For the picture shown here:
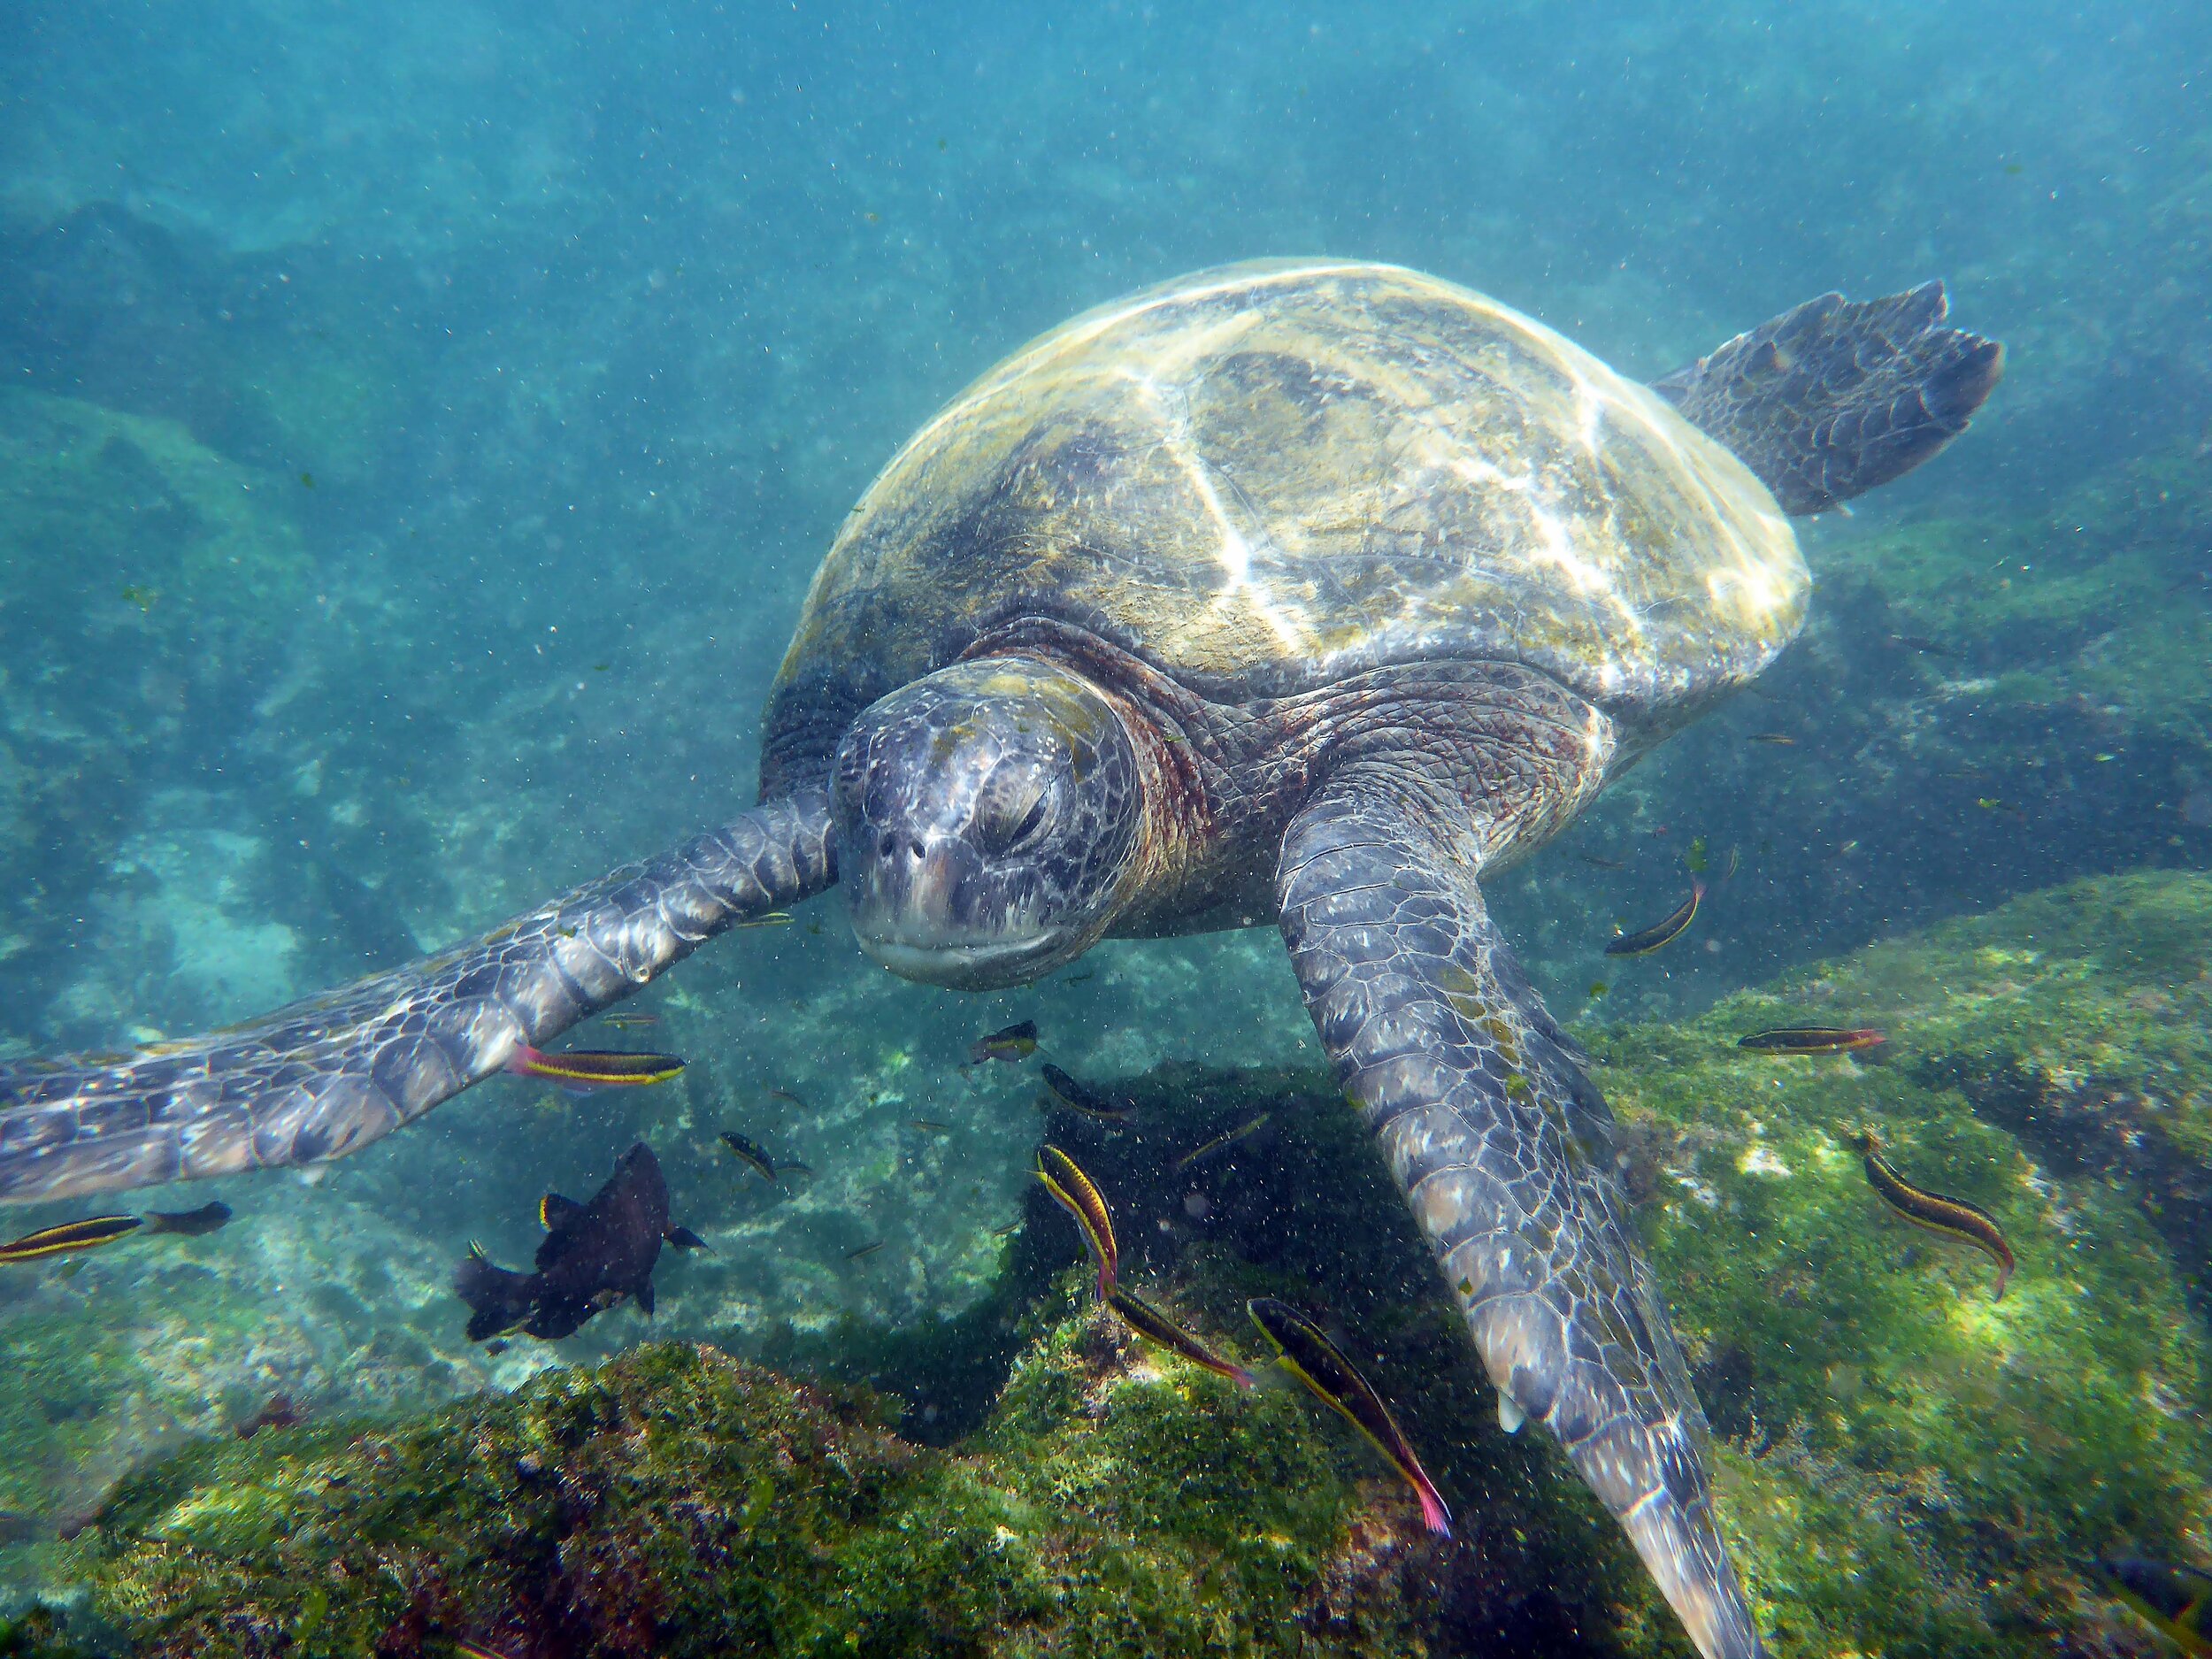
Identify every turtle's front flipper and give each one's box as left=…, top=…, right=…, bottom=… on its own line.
left=0, top=791, right=836, bottom=1205
left=1278, top=772, right=1762, bottom=1659
left=1653, top=281, right=2002, bottom=515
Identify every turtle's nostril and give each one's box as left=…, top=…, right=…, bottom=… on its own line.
left=905, top=838, right=925, bottom=862
left=878, top=833, right=897, bottom=861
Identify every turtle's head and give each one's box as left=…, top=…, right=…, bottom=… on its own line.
left=833, top=655, right=1144, bottom=990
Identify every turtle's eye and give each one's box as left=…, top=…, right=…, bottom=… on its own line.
left=979, top=790, right=1053, bottom=858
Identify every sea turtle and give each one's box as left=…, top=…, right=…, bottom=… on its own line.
left=0, top=260, right=2001, bottom=1657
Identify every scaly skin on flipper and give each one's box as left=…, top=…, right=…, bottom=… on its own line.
left=1278, top=747, right=1762, bottom=1659
left=1652, top=282, right=2004, bottom=517
left=0, top=792, right=836, bottom=1205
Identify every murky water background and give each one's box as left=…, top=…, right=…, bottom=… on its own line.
left=0, top=0, right=2206, bottom=1637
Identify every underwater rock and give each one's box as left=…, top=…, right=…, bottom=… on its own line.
left=16, top=870, right=2212, bottom=1657
left=64, top=1335, right=1475, bottom=1659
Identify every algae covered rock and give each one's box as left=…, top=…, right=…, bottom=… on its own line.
left=1598, top=870, right=2212, bottom=1655
left=68, top=1327, right=1451, bottom=1659
left=40, top=872, right=2212, bottom=1657
left=74, top=1342, right=975, bottom=1657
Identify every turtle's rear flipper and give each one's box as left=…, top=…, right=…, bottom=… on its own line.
left=1653, top=282, right=2003, bottom=515
left=0, top=792, right=836, bottom=1206
left=1278, top=756, right=1763, bottom=1659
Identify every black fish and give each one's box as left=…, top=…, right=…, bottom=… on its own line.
left=1108, top=1287, right=1252, bottom=1388
left=1888, top=632, right=1959, bottom=659
left=0, top=1511, right=43, bottom=1545
left=234, top=1393, right=301, bottom=1439
left=1169, top=1113, right=1271, bottom=1173
left=147, top=1200, right=232, bottom=1237
left=1856, top=1131, right=2015, bottom=1298
left=1738, top=1026, right=1886, bottom=1055
left=454, top=1142, right=667, bottom=1341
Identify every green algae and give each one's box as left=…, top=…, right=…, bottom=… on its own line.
left=1817, top=449, right=2212, bottom=754
left=1593, top=870, right=2212, bottom=1655
left=27, top=871, right=2212, bottom=1657
left=66, top=1327, right=1400, bottom=1659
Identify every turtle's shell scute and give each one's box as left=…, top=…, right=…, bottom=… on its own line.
left=770, top=261, right=1807, bottom=740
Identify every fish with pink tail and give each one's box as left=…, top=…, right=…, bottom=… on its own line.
left=1247, top=1297, right=1451, bottom=1538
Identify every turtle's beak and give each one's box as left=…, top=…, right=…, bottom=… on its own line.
left=829, top=656, right=1144, bottom=992
left=841, top=832, right=1057, bottom=987
left=845, top=832, right=1078, bottom=990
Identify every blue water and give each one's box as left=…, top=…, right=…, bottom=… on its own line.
left=0, top=1, right=2208, bottom=1647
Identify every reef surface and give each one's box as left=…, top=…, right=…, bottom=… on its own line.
left=4, top=871, right=2206, bottom=1657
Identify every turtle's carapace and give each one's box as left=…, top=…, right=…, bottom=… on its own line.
left=1109, top=1287, right=1254, bottom=1389
left=1856, top=1131, right=2015, bottom=1297
left=503, top=1046, right=686, bottom=1089
left=1246, top=1297, right=1449, bottom=1536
